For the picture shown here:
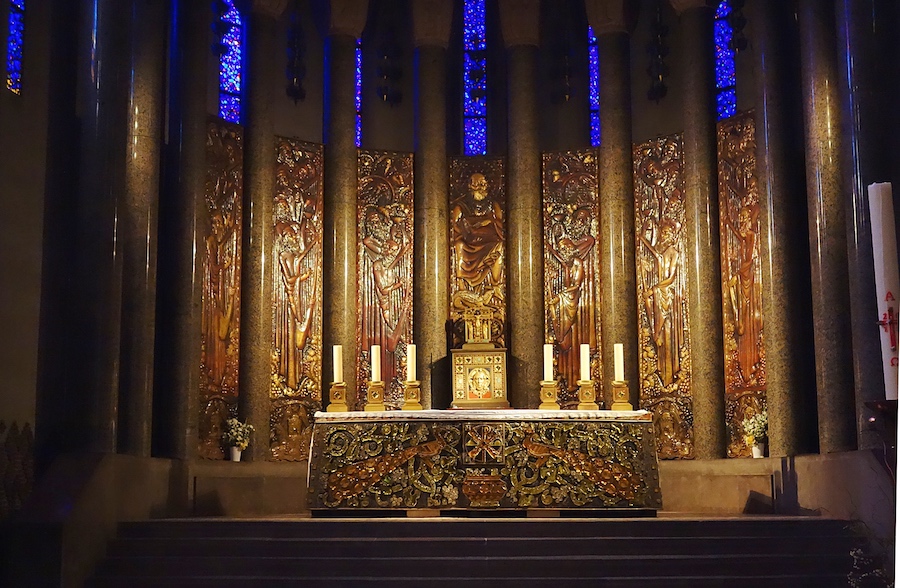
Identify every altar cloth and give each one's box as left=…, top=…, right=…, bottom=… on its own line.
left=307, top=409, right=662, bottom=511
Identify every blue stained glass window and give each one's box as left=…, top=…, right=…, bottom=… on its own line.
left=587, top=25, right=601, bottom=147
left=6, top=0, right=25, bottom=94
left=218, top=0, right=243, bottom=123
left=714, top=0, right=736, bottom=120
left=355, top=38, right=362, bottom=148
left=463, top=0, right=487, bottom=155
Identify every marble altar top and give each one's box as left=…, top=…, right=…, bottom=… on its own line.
left=314, top=409, right=652, bottom=422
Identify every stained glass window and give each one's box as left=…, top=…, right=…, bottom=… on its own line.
left=6, top=0, right=25, bottom=94
left=218, top=0, right=243, bottom=123
left=355, top=38, right=362, bottom=148
left=588, top=25, right=601, bottom=147
left=463, top=0, right=487, bottom=156
left=714, top=0, right=736, bottom=120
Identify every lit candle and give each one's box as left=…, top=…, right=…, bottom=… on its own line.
left=407, top=344, right=416, bottom=382
left=371, top=344, right=381, bottom=382
left=333, top=345, right=343, bottom=383
left=614, top=343, right=624, bottom=382
left=580, top=344, right=590, bottom=382
left=543, top=344, right=554, bottom=381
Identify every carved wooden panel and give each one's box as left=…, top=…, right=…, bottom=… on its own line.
left=448, top=157, right=507, bottom=349
left=356, top=151, right=415, bottom=409
left=541, top=151, right=602, bottom=407
left=717, top=111, right=767, bottom=458
left=270, top=138, right=323, bottom=460
left=633, top=135, right=693, bottom=459
left=200, top=119, right=243, bottom=460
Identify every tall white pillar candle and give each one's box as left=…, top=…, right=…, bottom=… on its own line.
left=614, top=343, right=625, bottom=382
left=580, top=344, right=590, bottom=381
left=371, top=344, right=381, bottom=382
left=333, top=345, right=343, bottom=383
left=543, top=344, right=554, bottom=381
left=407, top=344, right=416, bottom=381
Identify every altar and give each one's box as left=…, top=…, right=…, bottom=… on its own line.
left=307, top=409, right=662, bottom=513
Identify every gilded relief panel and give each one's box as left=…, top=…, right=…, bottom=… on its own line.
left=448, top=157, right=507, bottom=349
left=541, top=151, right=602, bottom=407
left=356, top=151, right=415, bottom=409
left=717, top=112, right=767, bottom=458
left=200, top=119, right=243, bottom=460
left=633, top=135, right=693, bottom=459
left=270, top=138, right=324, bottom=460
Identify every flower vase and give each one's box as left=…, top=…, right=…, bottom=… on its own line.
left=229, top=446, right=242, bottom=462
left=751, top=442, right=766, bottom=459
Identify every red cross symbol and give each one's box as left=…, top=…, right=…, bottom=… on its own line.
left=877, top=307, right=897, bottom=350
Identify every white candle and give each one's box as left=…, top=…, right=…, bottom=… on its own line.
left=333, top=345, right=343, bottom=383
left=543, top=344, right=554, bottom=381
left=407, top=344, right=416, bottom=382
left=580, top=344, right=590, bottom=382
left=614, top=343, right=625, bottom=382
left=868, top=182, right=899, bottom=400
left=371, top=344, right=381, bottom=382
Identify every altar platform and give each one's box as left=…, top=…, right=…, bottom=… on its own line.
left=307, top=409, right=662, bottom=513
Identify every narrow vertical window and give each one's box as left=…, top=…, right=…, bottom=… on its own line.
left=463, top=0, right=487, bottom=156
left=218, top=0, right=244, bottom=123
left=5, top=0, right=25, bottom=94
left=587, top=25, right=600, bottom=147
left=714, top=0, right=736, bottom=120
left=355, top=38, right=362, bottom=148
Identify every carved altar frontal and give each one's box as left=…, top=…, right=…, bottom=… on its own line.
left=308, top=410, right=662, bottom=512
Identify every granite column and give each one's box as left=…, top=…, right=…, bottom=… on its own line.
left=587, top=0, right=639, bottom=408
left=118, top=0, right=167, bottom=457
left=156, top=0, right=209, bottom=460
left=500, top=0, right=543, bottom=408
left=322, top=1, right=367, bottom=407
left=412, top=0, right=453, bottom=409
left=238, top=1, right=286, bottom=461
left=798, top=0, right=856, bottom=453
left=835, top=0, right=894, bottom=448
left=750, top=0, right=816, bottom=457
left=670, top=0, right=727, bottom=458
left=74, top=0, right=131, bottom=452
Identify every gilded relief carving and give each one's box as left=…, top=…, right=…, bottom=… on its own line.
left=717, top=112, right=767, bottom=458
left=449, top=157, right=507, bottom=348
left=200, top=119, right=243, bottom=460
left=308, top=417, right=661, bottom=510
left=357, top=151, right=415, bottom=409
left=270, top=138, right=323, bottom=461
left=633, top=135, right=693, bottom=459
left=542, top=151, right=602, bottom=406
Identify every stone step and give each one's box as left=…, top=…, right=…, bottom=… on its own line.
left=106, top=534, right=857, bottom=558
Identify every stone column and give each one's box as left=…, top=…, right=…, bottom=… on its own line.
left=586, top=0, right=639, bottom=408
left=412, top=0, right=453, bottom=409
left=499, top=0, right=543, bottom=408
left=118, top=0, right=166, bottom=457
left=156, top=0, right=209, bottom=460
left=237, top=0, right=287, bottom=461
left=669, top=0, right=726, bottom=458
left=834, top=0, right=894, bottom=449
left=75, top=0, right=131, bottom=453
left=750, top=0, right=815, bottom=457
left=322, top=0, right=368, bottom=406
left=797, top=0, right=856, bottom=453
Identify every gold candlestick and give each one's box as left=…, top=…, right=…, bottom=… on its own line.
left=610, top=379, right=633, bottom=411
left=402, top=380, right=423, bottom=410
left=576, top=379, right=599, bottom=410
left=327, top=382, right=349, bottom=412
left=538, top=380, right=560, bottom=410
left=364, top=380, right=387, bottom=411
